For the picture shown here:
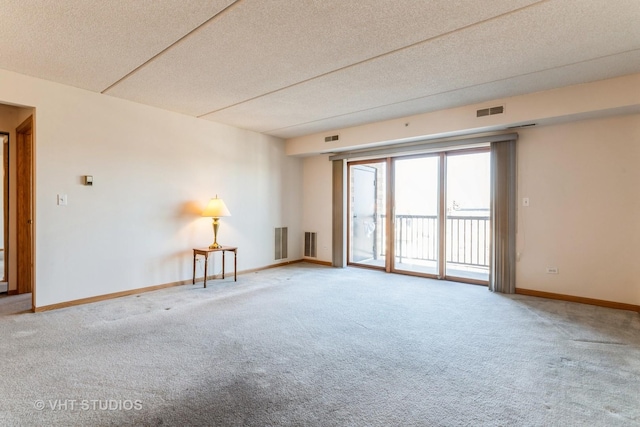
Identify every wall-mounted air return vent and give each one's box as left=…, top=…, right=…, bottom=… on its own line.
left=304, top=232, right=317, bottom=258
left=476, top=105, right=504, bottom=117
left=275, top=227, right=288, bottom=260
left=324, top=134, right=339, bottom=142
left=507, top=123, right=536, bottom=129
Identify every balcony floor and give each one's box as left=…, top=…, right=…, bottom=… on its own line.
left=352, top=257, right=489, bottom=283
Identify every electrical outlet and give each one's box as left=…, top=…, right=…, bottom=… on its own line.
left=546, top=267, right=559, bottom=274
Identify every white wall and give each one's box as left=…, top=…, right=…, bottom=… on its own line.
left=302, top=155, right=333, bottom=262
left=516, top=113, right=640, bottom=305
left=287, top=73, right=640, bottom=157
left=297, top=113, right=640, bottom=306
left=291, top=74, right=640, bottom=306
left=0, top=69, right=303, bottom=308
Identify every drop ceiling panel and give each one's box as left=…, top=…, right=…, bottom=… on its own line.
left=201, top=0, right=640, bottom=136
left=268, top=50, right=640, bottom=139
left=105, top=0, right=540, bottom=116
left=0, top=0, right=638, bottom=140
left=0, top=0, right=235, bottom=91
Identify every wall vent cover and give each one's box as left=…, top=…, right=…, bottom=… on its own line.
left=324, top=135, right=339, bottom=142
left=507, top=123, right=536, bottom=129
left=275, top=227, right=288, bottom=260
left=304, top=232, right=317, bottom=258
left=476, top=105, right=504, bottom=117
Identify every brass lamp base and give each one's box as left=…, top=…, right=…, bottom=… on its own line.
left=209, top=217, right=222, bottom=249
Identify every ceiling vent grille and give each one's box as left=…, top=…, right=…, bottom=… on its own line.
left=324, top=135, right=339, bottom=142
left=476, top=105, right=504, bottom=117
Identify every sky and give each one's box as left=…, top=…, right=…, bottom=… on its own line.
left=394, top=152, right=490, bottom=216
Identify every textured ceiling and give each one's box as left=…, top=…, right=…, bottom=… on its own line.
left=0, top=0, right=639, bottom=139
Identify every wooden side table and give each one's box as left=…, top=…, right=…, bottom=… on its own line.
left=192, top=246, right=237, bottom=288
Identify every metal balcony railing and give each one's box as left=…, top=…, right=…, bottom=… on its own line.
left=378, top=214, right=490, bottom=268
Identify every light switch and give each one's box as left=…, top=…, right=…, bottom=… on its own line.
left=57, top=194, right=68, bottom=206
left=522, top=197, right=530, bottom=207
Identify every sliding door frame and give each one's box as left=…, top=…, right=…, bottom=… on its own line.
left=389, top=152, right=443, bottom=280
left=347, top=147, right=491, bottom=286
left=334, top=132, right=518, bottom=289
left=346, top=158, right=391, bottom=271
left=441, top=147, right=491, bottom=285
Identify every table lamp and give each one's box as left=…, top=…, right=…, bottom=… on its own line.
left=202, top=195, right=231, bottom=249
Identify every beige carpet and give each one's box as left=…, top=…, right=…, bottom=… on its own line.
left=1, top=263, right=639, bottom=426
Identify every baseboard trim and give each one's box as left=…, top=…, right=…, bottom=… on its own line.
left=239, top=259, right=304, bottom=275
left=7, top=289, right=18, bottom=296
left=515, top=288, right=640, bottom=312
left=302, top=258, right=332, bottom=267
left=34, top=279, right=192, bottom=312
left=33, top=260, right=308, bottom=312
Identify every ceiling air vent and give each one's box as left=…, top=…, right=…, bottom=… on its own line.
left=324, top=134, right=339, bottom=142
left=476, top=105, right=504, bottom=117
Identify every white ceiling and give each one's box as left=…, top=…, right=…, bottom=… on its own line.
left=0, top=0, right=639, bottom=139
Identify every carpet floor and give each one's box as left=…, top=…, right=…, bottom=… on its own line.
left=1, top=263, right=639, bottom=426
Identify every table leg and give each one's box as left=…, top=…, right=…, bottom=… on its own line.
left=222, top=250, right=226, bottom=280
left=234, top=249, right=237, bottom=282
left=192, top=252, right=196, bottom=285
left=203, top=253, right=208, bottom=288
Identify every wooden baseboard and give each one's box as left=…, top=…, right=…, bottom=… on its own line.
left=7, top=289, right=18, bottom=296
left=34, top=279, right=192, bottom=312
left=238, top=259, right=304, bottom=275
left=302, top=258, right=332, bottom=267
left=515, top=288, right=640, bottom=312
left=267, top=259, right=304, bottom=268
left=33, top=259, right=312, bottom=312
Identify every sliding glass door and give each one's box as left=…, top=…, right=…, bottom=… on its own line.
left=348, top=149, right=490, bottom=284
left=445, top=151, right=491, bottom=282
left=348, top=161, right=387, bottom=268
left=393, top=156, right=440, bottom=276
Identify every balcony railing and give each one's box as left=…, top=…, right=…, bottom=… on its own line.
left=378, top=214, right=490, bottom=268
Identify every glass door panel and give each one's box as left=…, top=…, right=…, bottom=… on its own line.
left=349, top=162, right=386, bottom=268
left=445, top=151, right=490, bottom=282
left=393, top=156, right=439, bottom=276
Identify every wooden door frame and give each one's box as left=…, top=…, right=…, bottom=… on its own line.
left=1, top=132, right=8, bottom=284
left=15, top=116, right=34, bottom=310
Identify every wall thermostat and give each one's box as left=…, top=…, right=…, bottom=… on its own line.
left=84, top=175, right=93, bottom=186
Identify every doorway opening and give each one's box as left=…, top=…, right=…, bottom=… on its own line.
left=348, top=149, right=491, bottom=285
left=348, top=161, right=387, bottom=269
left=0, top=104, right=35, bottom=313
left=0, top=132, right=8, bottom=293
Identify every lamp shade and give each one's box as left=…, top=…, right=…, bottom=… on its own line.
left=202, top=197, right=231, bottom=217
